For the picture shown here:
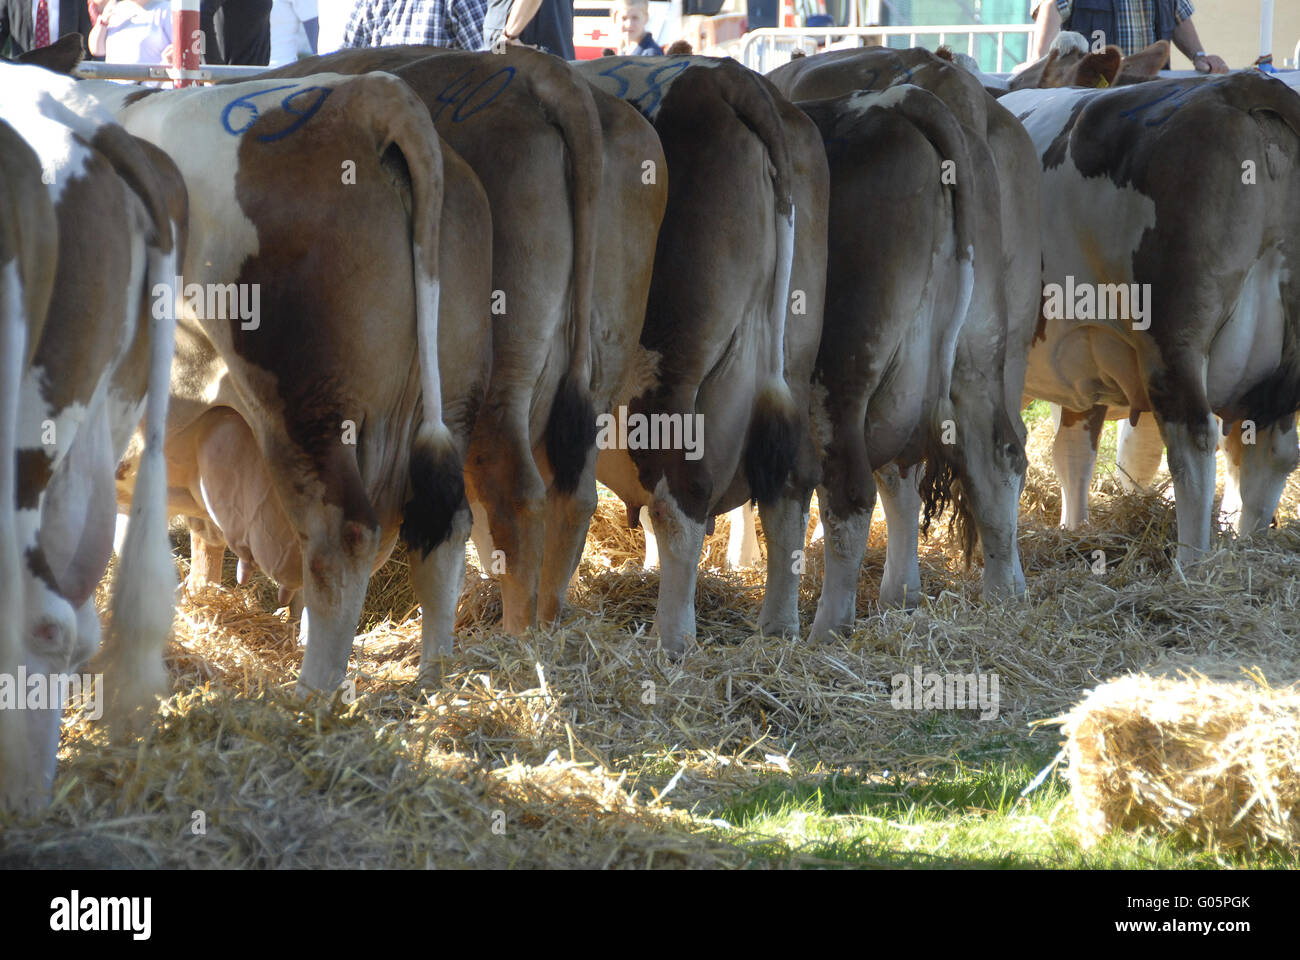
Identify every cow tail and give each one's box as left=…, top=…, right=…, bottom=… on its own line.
left=103, top=236, right=180, bottom=733
left=727, top=67, right=801, bottom=505
left=0, top=241, right=30, bottom=797
left=882, top=86, right=979, bottom=566
left=364, top=77, right=464, bottom=558
left=535, top=64, right=602, bottom=495
left=69, top=130, right=183, bottom=734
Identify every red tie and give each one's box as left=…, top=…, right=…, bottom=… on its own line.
left=34, top=0, right=50, bottom=48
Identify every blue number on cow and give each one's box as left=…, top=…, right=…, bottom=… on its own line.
left=430, top=67, right=515, bottom=123
left=632, top=61, right=690, bottom=116
left=221, top=84, right=332, bottom=141
left=1117, top=76, right=1227, bottom=127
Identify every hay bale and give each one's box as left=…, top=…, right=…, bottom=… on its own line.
left=1058, top=670, right=1300, bottom=851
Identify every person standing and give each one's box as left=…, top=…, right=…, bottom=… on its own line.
left=87, top=0, right=171, bottom=64
left=269, top=0, right=317, bottom=65
left=482, top=0, right=572, bottom=59
left=0, top=0, right=93, bottom=57
left=1029, top=0, right=1228, bottom=72
left=342, top=0, right=487, bottom=51
left=615, top=0, right=661, bottom=55
left=198, top=0, right=273, bottom=65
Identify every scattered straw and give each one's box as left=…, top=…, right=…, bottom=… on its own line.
left=2, top=415, right=1298, bottom=866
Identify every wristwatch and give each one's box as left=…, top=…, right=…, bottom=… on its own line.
left=1193, top=50, right=1207, bottom=61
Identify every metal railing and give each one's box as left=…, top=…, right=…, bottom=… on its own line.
left=72, top=61, right=270, bottom=84
left=729, top=24, right=1037, bottom=74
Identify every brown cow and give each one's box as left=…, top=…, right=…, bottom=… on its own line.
left=264, top=47, right=643, bottom=641
left=83, top=72, right=488, bottom=692
left=768, top=48, right=1038, bottom=623
left=573, top=55, right=828, bottom=650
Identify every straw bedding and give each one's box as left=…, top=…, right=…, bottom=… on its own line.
left=1, top=416, right=1298, bottom=866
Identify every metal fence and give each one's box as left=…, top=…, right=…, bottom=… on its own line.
left=72, top=61, right=271, bottom=83
left=727, top=24, right=1038, bottom=74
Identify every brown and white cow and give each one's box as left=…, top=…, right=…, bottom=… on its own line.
left=80, top=72, right=491, bottom=692
left=767, top=48, right=1037, bottom=627
left=571, top=55, right=828, bottom=650
left=948, top=32, right=1168, bottom=96
left=1, top=64, right=180, bottom=810
left=997, top=47, right=1299, bottom=540
left=264, top=47, right=651, bottom=640
left=1001, top=72, right=1300, bottom=560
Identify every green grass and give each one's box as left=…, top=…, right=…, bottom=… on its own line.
left=696, top=752, right=1300, bottom=869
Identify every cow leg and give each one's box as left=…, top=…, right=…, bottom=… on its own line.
left=468, top=413, right=545, bottom=634
left=409, top=502, right=472, bottom=686
left=808, top=489, right=824, bottom=544
left=725, top=501, right=762, bottom=570
left=877, top=462, right=923, bottom=608
left=951, top=389, right=1027, bottom=599
left=1219, top=420, right=1244, bottom=526
left=647, top=480, right=707, bottom=656
left=808, top=484, right=872, bottom=642
left=467, top=498, right=496, bottom=575
left=538, top=450, right=598, bottom=624
left=1051, top=404, right=1106, bottom=529
left=186, top=518, right=226, bottom=591
left=72, top=596, right=102, bottom=675
left=639, top=505, right=660, bottom=570
left=755, top=492, right=809, bottom=637
left=1115, top=413, right=1163, bottom=492
left=1159, top=411, right=1218, bottom=562
left=257, top=441, right=381, bottom=695
left=1222, top=416, right=1299, bottom=536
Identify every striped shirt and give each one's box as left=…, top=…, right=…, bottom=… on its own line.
left=342, top=0, right=487, bottom=51
left=1036, top=0, right=1195, bottom=56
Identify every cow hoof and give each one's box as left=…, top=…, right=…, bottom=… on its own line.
left=808, top=621, right=855, bottom=643
left=757, top=620, right=799, bottom=640
left=416, top=663, right=448, bottom=690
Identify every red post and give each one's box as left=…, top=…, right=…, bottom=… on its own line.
left=171, top=0, right=201, bottom=88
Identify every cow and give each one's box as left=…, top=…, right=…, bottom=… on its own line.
left=946, top=32, right=1168, bottom=96
left=1010, top=55, right=1300, bottom=538
left=767, top=48, right=1036, bottom=632
left=571, top=55, right=828, bottom=651
left=0, top=64, right=180, bottom=811
left=79, top=71, right=492, bottom=692
left=1000, top=72, right=1300, bottom=560
left=262, top=47, right=660, bottom=640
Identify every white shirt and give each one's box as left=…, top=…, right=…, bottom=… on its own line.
left=315, top=0, right=348, bottom=56
left=103, top=0, right=172, bottom=64
left=269, top=0, right=317, bottom=66
left=33, top=0, right=59, bottom=45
